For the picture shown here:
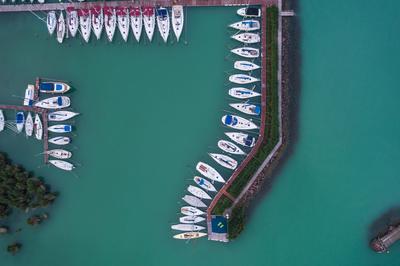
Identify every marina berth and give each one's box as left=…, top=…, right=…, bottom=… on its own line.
left=78, top=9, right=91, bottom=43
left=171, top=5, right=184, bottom=41
left=143, top=6, right=155, bottom=41
left=49, top=136, right=70, bottom=145
left=229, top=19, right=260, bottom=31
left=49, top=160, right=75, bottom=171
left=229, top=103, right=261, bottom=116
left=234, top=60, right=260, bottom=71
left=229, top=74, right=259, bottom=84
left=182, top=195, right=207, bottom=208
left=0, top=110, right=4, bottom=132
left=91, top=6, right=103, bottom=40
left=56, top=11, right=65, bottom=44
left=47, top=11, right=56, bottom=35
left=156, top=6, right=170, bottom=43
left=225, top=132, right=256, bottom=148
left=237, top=7, right=261, bottom=18
left=171, top=224, right=205, bottom=232
left=23, top=84, right=35, bottom=106
left=25, top=112, right=33, bottom=137
left=130, top=7, right=142, bottom=42
left=187, top=185, right=211, bottom=200
left=66, top=7, right=78, bottom=38
left=39, top=81, right=70, bottom=94
left=208, top=153, right=238, bottom=170
left=116, top=7, right=129, bottom=42
left=193, top=176, right=217, bottom=192
left=231, top=47, right=259, bottom=58
left=104, top=7, right=117, bottom=42
left=217, top=139, right=246, bottom=155
left=196, top=162, right=225, bottom=183
left=222, top=114, right=258, bottom=130
left=228, top=87, right=261, bottom=99
left=173, top=232, right=207, bottom=240
left=48, top=111, right=79, bottom=121
left=179, top=215, right=205, bottom=224
left=181, top=206, right=205, bottom=216
left=231, top=32, right=260, bottom=44
left=15, top=112, right=25, bottom=133
left=34, top=114, right=43, bottom=140
left=34, top=96, right=70, bottom=109
left=48, top=124, right=72, bottom=133
left=46, top=149, right=72, bottom=159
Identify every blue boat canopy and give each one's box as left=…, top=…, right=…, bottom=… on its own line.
left=55, top=84, right=63, bottom=91
left=225, top=115, right=232, bottom=125
left=157, top=8, right=167, bottom=17
left=64, top=125, right=72, bottom=132
left=40, top=82, right=55, bottom=91
left=254, top=105, right=261, bottom=115
left=244, top=136, right=255, bottom=146
left=57, top=96, right=63, bottom=106
left=16, top=112, right=24, bottom=123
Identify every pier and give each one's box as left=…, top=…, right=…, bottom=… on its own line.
left=371, top=224, right=400, bottom=253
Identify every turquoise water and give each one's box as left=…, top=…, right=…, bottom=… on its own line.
left=0, top=1, right=400, bottom=265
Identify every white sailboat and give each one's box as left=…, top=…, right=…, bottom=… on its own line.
left=23, top=84, right=35, bottom=106
left=229, top=19, right=260, bottom=31
left=173, top=232, right=207, bottom=240
left=143, top=6, right=155, bottom=42
left=104, top=7, right=117, bottom=42
left=171, top=224, right=205, bottom=232
left=48, top=124, right=72, bottom=133
left=196, top=162, right=225, bottom=183
left=228, top=87, right=261, bottom=99
left=49, top=160, right=75, bottom=171
left=47, top=11, right=57, bottom=35
left=187, top=185, right=211, bottom=200
left=156, top=7, right=169, bottom=43
left=15, top=112, right=25, bottom=133
left=35, top=96, right=70, bottom=109
left=234, top=61, right=260, bottom=71
left=231, top=32, right=260, bottom=44
left=25, top=112, right=33, bottom=137
left=91, top=6, right=103, bottom=40
left=0, top=110, right=4, bottom=132
left=182, top=195, right=207, bottom=208
left=229, top=103, right=261, bottom=116
left=49, top=136, right=70, bottom=145
left=130, top=7, right=142, bottom=42
left=66, top=7, right=79, bottom=38
left=116, top=7, right=129, bottom=42
left=171, top=5, right=184, bottom=42
left=231, top=47, right=260, bottom=58
left=229, top=74, right=259, bottom=84
left=48, top=111, right=79, bottom=122
left=193, top=176, right=217, bottom=192
left=34, top=114, right=43, bottom=140
left=181, top=206, right=205, bottom=216
left=56, top=12, right=66, bottom=44
left=208, top=153, right=238, bottom=170
left=225, top=132, right=256, bottom=148
left=79, top=8, right=91, bottom=43
left=237, top=7, right=261, bottom=18
left=221, top=114, right=258, bottom=130
left=217, top=140, right=246, bottom=155
left=179, top=216, right=205, bottom=224
left=47, top=149, right=72, bottom=159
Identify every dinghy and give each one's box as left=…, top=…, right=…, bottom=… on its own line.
left=228, top=87, right=261, bottom=99
left=0, top=110, right=4, bottom=132
left=171, top=5, right=184, bottom=41
left=187, top=185, right=211, bottom=200
left=229, top=103, right=261, bottom=116
left=193, top=176, right=217, bottom=192
left=47, top=149, right=72, bottom=159
left=78, top=9, right=91, bottom=43
left=229, top=74, right=259, bottom=84
left=196, top=162, right=225, bottom=183
left=173, top=232, right=207, bottom=240
left=237, top=7, right=261, bottom=18
left=34, top=114, right=43, bottom=140
left=171, top=224, right=205, bottom=232
left=130, top=7, right=142, bottom=42
left=40, top=81, right=70, bottom=94
left=23, top=84, right=35, bottom=106
left=48, top=124, right=72, bottom=133
left=66, top=7, right=79, bottom=37
left=49, top=136, right=70, bottom=145
left=208, top=153, right=238, bottom=170
left=49, top=160, right=75, bottom=171
left=156, top=7, right=170, bottom=43
left=179, top=216, right=205, bottom=224
left=56, top=12, right=66, bottom=44
left=222, top=114, right=258, bottom=130
left=218, top=140, right=246, bottom=155
left=91, top=6, right=103, bottom=40
left=231, top=47, right=259, bottom=58
left=47, top=11, right=57, bottom=35
left=48, top=111, right=79, bottom=121
left=182, top=195, right=207, bottom=208
left=116, top=7, right=129, bottom=42
left=234, top=61, right=260, bottom=71
left=229, top=19, right=260, bottom=31
left=231, top=32, right=260, bottom=44
left=104, top=7, right=117, bottom=42
left=25, top=112, right=33, bottom=137
left=225, top=132, right=256, bottom=148
left=35, top=96, right=70, bottom=109
left=143, top=6, right=155, bottom=41
left=15, top=112, right=25, bottom=133
left=181, top=206, right=205, bottom=216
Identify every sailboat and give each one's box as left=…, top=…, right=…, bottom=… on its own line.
left=104, top=7, right=117, bottom=42
left=46, top=149, right=72, bottom=159
left=181, top=206, right=205, bottom=216
left=228, top=87, right=261, bottom=99
left=231, top=32, right=260, bottom=44
left=156, top=7, right=170, bottom=43
left=56, top=12, right=66, bottom=44
left=182, top=195, right=207, bottom=208
left=49, top=160, right=75, bottom=171
left=231, top=47, right=259, bottom=58
left=49, top=136, right=70, bottom=145
left=78, top=9, right=91, bottom=43
left=221, top=114, right=258, bottom=130
left=91, top=6, right=103, bottom=40
left=48, top=111, right=79, bottom=122
left=229, top=103, right=261, bottom=116
left=130, top=7, right=142, bottom=42
left=48, top=124, right=72, bottom=133
left=171, top=224, right=205, bottom=232
left=15, top=112, right=25, bottom=133
left=34, top=114, right=43, bottom=140
left=0, top=110, right=4, bottom=132
left=229, top=19, right=260, bottom=31
left=234, top=61, right=260, bottom=71
left=196, top=162, right=225, bottom=183
left=229, top=74, right=259, bottom=84
left=171, top=5, right=184, bottom=42
left=25, top=112, right=33, bottom=137
left=217, top=140, right=246, bottom=155
left=193, top=176, right=217, bottom=192
left=173, top=232, right=207, bottom=240
left=187, top=185, right=211, bottom=200
left=225, top=132, right=256, bottom=148
left=143, top=6, right=155, bottom=42
left=34, top=96, right=70, bottom=109
left=23, top=84, right=35, bottom=106
left=179, top=216, right=205, bottom=224
left=47, top=11, right=57, bottom=35
left=66, top=7, right=79, bottom=38
left=208, top=153, right=238, bottom=170
left=116, top=7, right=130, bottom=42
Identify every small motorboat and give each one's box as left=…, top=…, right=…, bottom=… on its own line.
left=47, top=11, right=57, bottom=35
left=91, top=6, right=103, bottom=40
left=49, top=136, right=70, bottom=145
left=47, top=149, right=72, bottom=159
left=229, top=103, right=261, bottom=115
left=225, top=132, right=256, bottom=148
left=173, top=232, right=207, bottom=240
left=143, top=6, right=155, bottom=42
left=34, top=96, right=70, bottom=109
left=222, top=114, right=258, bottom=130
left=231, top=32, right=260, bottom=44
left=231, top=47, right=259, bottom=58
left=237, top=7, right=261, bottom=18
left=196, top=162, right=225, bottom=183
left=48, top=124, right=72, bottom=133
left=48, top=111, right=79, bottom=121
left=116, top=7, right=130, bottom=42
left=34, top=114, right=43, bottom=140
left=228, top=87, right=261, bottom=99
left=23, top=84, right=35, bottom=106
left=234, top=61, right=260, bottom=71
left=39, top=81, right=70, bottom=94
left=179, top=215, right=205, bottom=224
left=182, top=195, right=207, bottom=208
left=130, top=7, right=142, bottom=42
left=229, top=74, right=259, bottom=84
left=0, top=110, right=4, bottom=132
left=193, top=176, right=217, bottom=192
left=208, top=153, right=238, bottom=170
left=56, top=12, right=66, bottom=44
left=181, top=206, right=205, bottom=216
left=217, top=140, right=246, bottom=155
left=78, top=9, right=91, bottom=43
left=229, top=19, right=260, bottom=31
left=156, top=7, right=170, bottom=43
left=15, top=112, right=25, bottom=133
left=25, top=112, right=33, bottom=137
left=104, top=7, right=117, bottom=42
left=49, top=160, right=75, bottom=171
left=171, top=224, right=205, bottom=232
left=171, top=5, right=184, bottom=41
left=66, top=7, right=79, bottom=37
left=187, top=185, right=211, bottom=200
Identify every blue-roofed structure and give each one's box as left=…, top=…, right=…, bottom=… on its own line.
left=208, top=215, right=228, bottom=242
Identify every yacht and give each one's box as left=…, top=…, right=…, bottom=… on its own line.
left=156, top=7, right=170, bottom=43
left=181, top=206, right=205, bottom=216
left=222, top=114, right=258, bottom=130
left=229, top=103, right=261, bottom=115
left=187, top=185, right=211, bottom=200
left=229, top=74, right=259, bottom=84
left=23, top=84, right=35, bottom=106
left=217, top=140, right=246, bottom=155
left=231, top=47, right=259, bottom=58
left=231, top=32, right=260, bottom=44
left=49, top=160, right=75, bottom=171
left=56, top=12, right=66, bottom=44
left=225, top=132, right=256, bottom=148
left=91, top=6, right=103, bottom=40
left=15, top=112, right=25, bottom=133
left=47, top=149, right=72, bottom=159
left=39, top=81, right=70, bottom=94
left=47, top=11, right=57, bottom=35
left=196, top=162, right=225, bottom=183
left=208, top=153, right=238, bottom=170
left=171, top=5, right=184, bottom=41
left=49, top=136, right=70, bottom=145
left=117, top=7, right=130, bottom=42
left=34, top=114, right=43, bottom=140
left=143, top=6, right=155, bottom=41
left=182, top=195, right=207, bottom=208
left=173, top=232, right=207, bottom=240
left=171, top=224, right=205, bottom=232
left=237, top=7, right=261, bottom=18
left=34, top=96, right=70, bottom=109
left=229, top=19, right=260, bottom=31
left=25, top=112, right=33, bottom=137
left=48, top=124, right=72, bottom=133
left=48, top=111, right=79, bottom=121
left=228, top=87, right=261, bottom=99
left=193, top=176, right=217, bottom=192
left=66, top=7, right=79, bottom=37
left=179, top=215, right=205, bottom=224
left=79, top=8, right=91, bottom=43
left=0, top=110, right=4, bottom=132
left=234, top=61, right=260, bottom=71
left=104, top=7, right=117, bottom=42
left=130, top=7, right=142, bottom=42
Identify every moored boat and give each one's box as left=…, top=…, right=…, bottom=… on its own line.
left=187, top=185, right=211, bottom=200
left=156, top=7, right=170, bottom=43
left=104, top=7, right=117, bottom=42
left=228, top=87, right=261, bottom=99
left=15, top=112, right=25, bottom=133
left=56, top=12, right=66, bottom=44
left=179, top=215, right=205, bottom=224
left=40, top=81, right=70, bottom=94
left=229, top=103, right=261, bottom=116
left=49, top=160, right=75, bottom=171
left=48, top=111, right=79, bottom=121
left=231, top=47, right=259, bottom=58
left=208, top=153, right=238, bottom=170
left=66, top=7, right=79, bottom=37
left=229, top=74, right=259, bottom=84
left=171, top=224, right=205, bottom=232
left=23, top=84, right=35, bottom=106
left=0, top=110, right=4, bottom=132
left=116, top=7, right=129, bottom=42
left=78, top=9, right=91, bottom=43
left=47, top=149, right=72, bottom=159
left=130, top=7, right=142, bottom=42
left=193, top=176, right=217, bottom=192
left=181, top=206, right=205, bottom=216
left=196, top=162, right=225, bottom=183
left=225, top=132, right=256, bottom=148
left=171, top=5, right=184, bottom=41
left=91, top=6, right=103, bottom=40
left=34, top=96, right=70, bottom=109
left=25, top=112, right=33, bottom=137
left=237, top=7, right=261, bottom=18
left=234, top=61, right=260, bottom=71
left=34, top=114, right=43, bottom=140
left=48, top=124, right=72, bottom=133
left=47, top=11, right=57, bottom=35
left=49, top=136, right=70, bottom=145
left=173, top=232, right=207, bottom=240
left=143, top=6, right=155, bottom=41
left=231, top=32, right=260, bottom=44
left=217, top=140, right=246, bottom=155
left=221, top=114, right=258, bottom=130
left=229, top=19, right=260, bottom=31
left=182, top=195, right=207, bottom=208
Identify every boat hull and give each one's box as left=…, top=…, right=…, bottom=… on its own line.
left=222, top=115, right=258, bottom=130
left=25, top=113, right=33, bottom=137
left=187, top=185, right=211, bottom=200
left=229, top=74, right=259, bottom=84
left=173, top=232, right=207, bottom=240
left=182, top=195, right=207, bottom=208
left=49, top=160, right=74, bottom=171
left=181, top=206, right=205, bottom=216
left=172, top=5, right=184, bottom=41
left=229, top=103, right=261, bottom=116
left=231, top=47, right=260, bottom=58
left=193, top=176, right=217, bottom=192
left=196, top=162, right=225, bottom=183
left=48, top=124, right=72, bottom=133
left=228, top=87, right=261, bottom=99
left=217, top=140, right=246, bottom=155
left=156, top=7, right=170, bottom=43
left=234, top=61, right=260, bottom=71
left=209, top=153, right=238, bottom=170
left=225, top=132, right=256, bottom=148
left=179, top=215, right=205, bottom=224
left=34, top=114, right=43, bottom=140
left=231, top=33, right=260, bottom=44
left=49, top=136, right=70, bottom=145
left=171, top=224, right=205, bottom=231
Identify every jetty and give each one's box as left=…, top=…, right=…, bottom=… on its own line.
left=370, top=224, right=400, bottom=253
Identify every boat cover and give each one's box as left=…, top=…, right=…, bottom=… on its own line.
left=40, top=82, right=55, bottom=91
left=57, top=97, right=63, bottom=106
left=245, top=136, right=255, bottom=146
left=64, top=125, right=72, bottom=131
left=246, top=8, right=259, bottom=16
left=254, top=105, right=261, bottom=115
left=16, top=113, right=24, bottom=123
left=157, top=8, right=167, bottom=17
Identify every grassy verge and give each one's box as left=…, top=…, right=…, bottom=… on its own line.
left=212, top=195, right=233, bottom=215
